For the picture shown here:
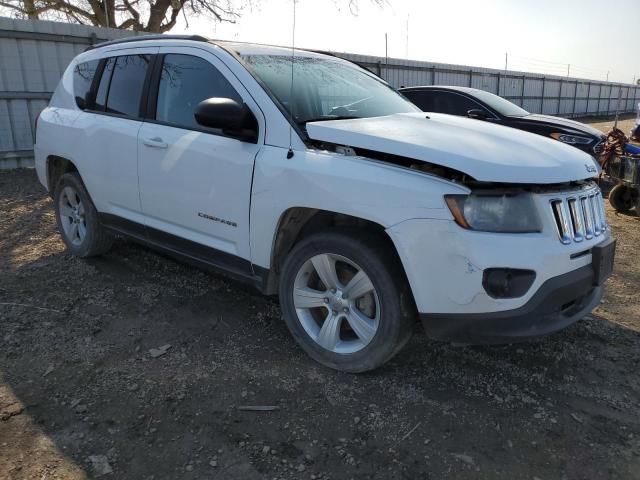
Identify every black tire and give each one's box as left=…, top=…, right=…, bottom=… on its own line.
left=608, top=184, right=637, bottom=212
left=53, top=172, right=113, bottom=257
left=279, top=230, right=415, bottom=373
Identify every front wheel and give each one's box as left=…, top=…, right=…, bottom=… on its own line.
left=279, top=231, right=415, bottom=373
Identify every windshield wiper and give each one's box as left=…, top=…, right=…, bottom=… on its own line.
left=299, top=115, right=360, bottom=124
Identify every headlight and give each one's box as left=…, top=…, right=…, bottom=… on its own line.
left=550, top=132, right=592, bottom=145
left=444, top=194, right=542, bottom=233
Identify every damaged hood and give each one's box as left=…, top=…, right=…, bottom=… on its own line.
left=306, top=113, right=599, bottom=184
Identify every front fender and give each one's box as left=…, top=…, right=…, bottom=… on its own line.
left=249, top=146, right=468, bottom=268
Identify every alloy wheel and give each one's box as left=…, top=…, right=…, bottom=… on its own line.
left=58, top=186, right=87, bottom=246
left=292, top=253, right=380, bottom=354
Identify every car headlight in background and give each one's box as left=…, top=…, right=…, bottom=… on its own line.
left=445, top=194, right=542, bottom=233
left=550, top=132, right=592, bottom=145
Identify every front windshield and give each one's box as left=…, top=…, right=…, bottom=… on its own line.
left=470, top=89, right=529, bottom=117
left=241, top=54, right=420, bottom=124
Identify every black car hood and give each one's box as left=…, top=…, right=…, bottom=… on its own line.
left=514, top=114, right=604, bottom=137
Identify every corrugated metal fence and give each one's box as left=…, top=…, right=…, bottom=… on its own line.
left=1, top=17, right=639, bottom=169
left=0, top=17, right=144, bottom=168
left=338, top=52, right=640, bottom=118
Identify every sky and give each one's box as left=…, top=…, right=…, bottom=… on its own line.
left=172, top=0, right=640, bottom=84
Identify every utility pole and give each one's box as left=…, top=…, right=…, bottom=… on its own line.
left=606, top=71, right=610, bottom=82
left=504, top=52, right=508, bottom=72
left=385, top=33, right=388, bottom=65
left=405, top=15, right=409, bottom=59
left=567, top=64, right=570, bottom=77
left=104, top=0, right=109, bottom=28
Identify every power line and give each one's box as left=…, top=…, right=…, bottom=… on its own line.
left=508, top=54, right=610, bottom=79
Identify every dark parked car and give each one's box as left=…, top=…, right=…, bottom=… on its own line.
left=399, top=86, right=605, bottom=157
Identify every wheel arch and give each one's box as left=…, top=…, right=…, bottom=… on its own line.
left=260, top=207, right=410, bottom=298
left=46, top=155, right=79, bottom=194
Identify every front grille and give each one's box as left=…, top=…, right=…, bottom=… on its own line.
left=550, top=189, right=607, bottom=244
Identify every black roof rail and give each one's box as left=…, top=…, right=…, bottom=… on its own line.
left=85, top=34, right=209, bottom=51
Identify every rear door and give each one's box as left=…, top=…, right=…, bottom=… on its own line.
left=74, top=48, right=157, bottom=225
left=137, top=47, right=264, bottom=271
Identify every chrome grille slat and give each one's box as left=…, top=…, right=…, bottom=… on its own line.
left=596, top=192, right=607, bottom=231
left=590, top=194, right=602, bottom=236
left=549, top=188, right=607, bottom=244
left=567, top=198, right=584, bottom=242
left=581, top=196, right=594, bottom=239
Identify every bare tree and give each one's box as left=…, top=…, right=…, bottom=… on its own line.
left=0, top=0, right=387, bottom=33
left=0, top=0, right=249, bottom=32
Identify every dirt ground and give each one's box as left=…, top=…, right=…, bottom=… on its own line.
left=1, top=117, right=639, bottom=480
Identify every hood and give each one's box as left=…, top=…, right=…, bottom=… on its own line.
left=519, top=114, right=604, bottom=138
left=306, top=113, right=600, bottom=184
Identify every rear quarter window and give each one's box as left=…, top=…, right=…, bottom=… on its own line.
left=73, top=59, right=100, bottom=109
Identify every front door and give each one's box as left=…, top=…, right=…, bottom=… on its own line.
left=137, top=48, right=263, bottom=273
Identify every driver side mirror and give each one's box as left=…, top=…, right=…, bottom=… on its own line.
left=194, top=98, right=258, bottom=143
left=467, top=109, right=489, bottom=120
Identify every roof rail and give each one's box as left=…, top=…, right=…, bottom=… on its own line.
left=85, top=34, right=209, bottom=51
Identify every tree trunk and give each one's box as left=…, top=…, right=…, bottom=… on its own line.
left=23, top=0, right=39, bottom=19
left=145, top=0, right=172, bottom=33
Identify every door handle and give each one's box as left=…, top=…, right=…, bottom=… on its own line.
left=143, top=137, right=168, bottom=149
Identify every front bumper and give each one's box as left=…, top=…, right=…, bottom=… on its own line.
left=419, top=264, right=603, bottom=344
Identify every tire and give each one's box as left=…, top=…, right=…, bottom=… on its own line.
left=608, top=184, right=637, bottom=212
left=279, top=230, right=415, bottom=373
left=53, top=172, right=113, bottom=257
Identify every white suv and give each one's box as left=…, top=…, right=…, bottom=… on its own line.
left=35, top=35, right=616, bottom=372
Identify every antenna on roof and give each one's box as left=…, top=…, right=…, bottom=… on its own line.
left=286, top=0, right=297, bottom=159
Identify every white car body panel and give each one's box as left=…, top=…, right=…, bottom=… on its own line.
left=249, top=147, right=466, bottom=269
left=306, top=113, right=600, bottom=184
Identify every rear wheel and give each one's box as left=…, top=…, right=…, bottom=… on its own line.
left=53, top=172, right=113, bottom=257
left=279, top=231, right=414, bottom=372
left=608, top=184, right=638, bottom=212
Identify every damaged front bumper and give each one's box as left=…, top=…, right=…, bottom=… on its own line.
left=418, top=264, right=603, bottom=344
left=386, top=211, right=614, bottom=344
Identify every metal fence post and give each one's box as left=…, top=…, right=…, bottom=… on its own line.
left=520, top=75, right=526, bottom=107
left=540, top=77, right=546, bottom=114
left=597, top=83, right=602, bottom=115
left=572, top=80, right=578, bottom=117
left=624, top=85, right=630, bottom=112
left=468, top=69, right=473, bottom=87
left=586, top=82, right=592, bottom=115
left=557, top=79, right=563, bottom=115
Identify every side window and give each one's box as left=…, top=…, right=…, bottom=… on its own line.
left=155, top=54, right=242, bottom=130
left=94, top=57, right=114, bottom=111
left=73, top=59, right=100, bottom=109
left=104, top=55, right=150, bottom=117
left=434, top=92, right=488, bottom=117
left=403, top=90, right=435, bottom=111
